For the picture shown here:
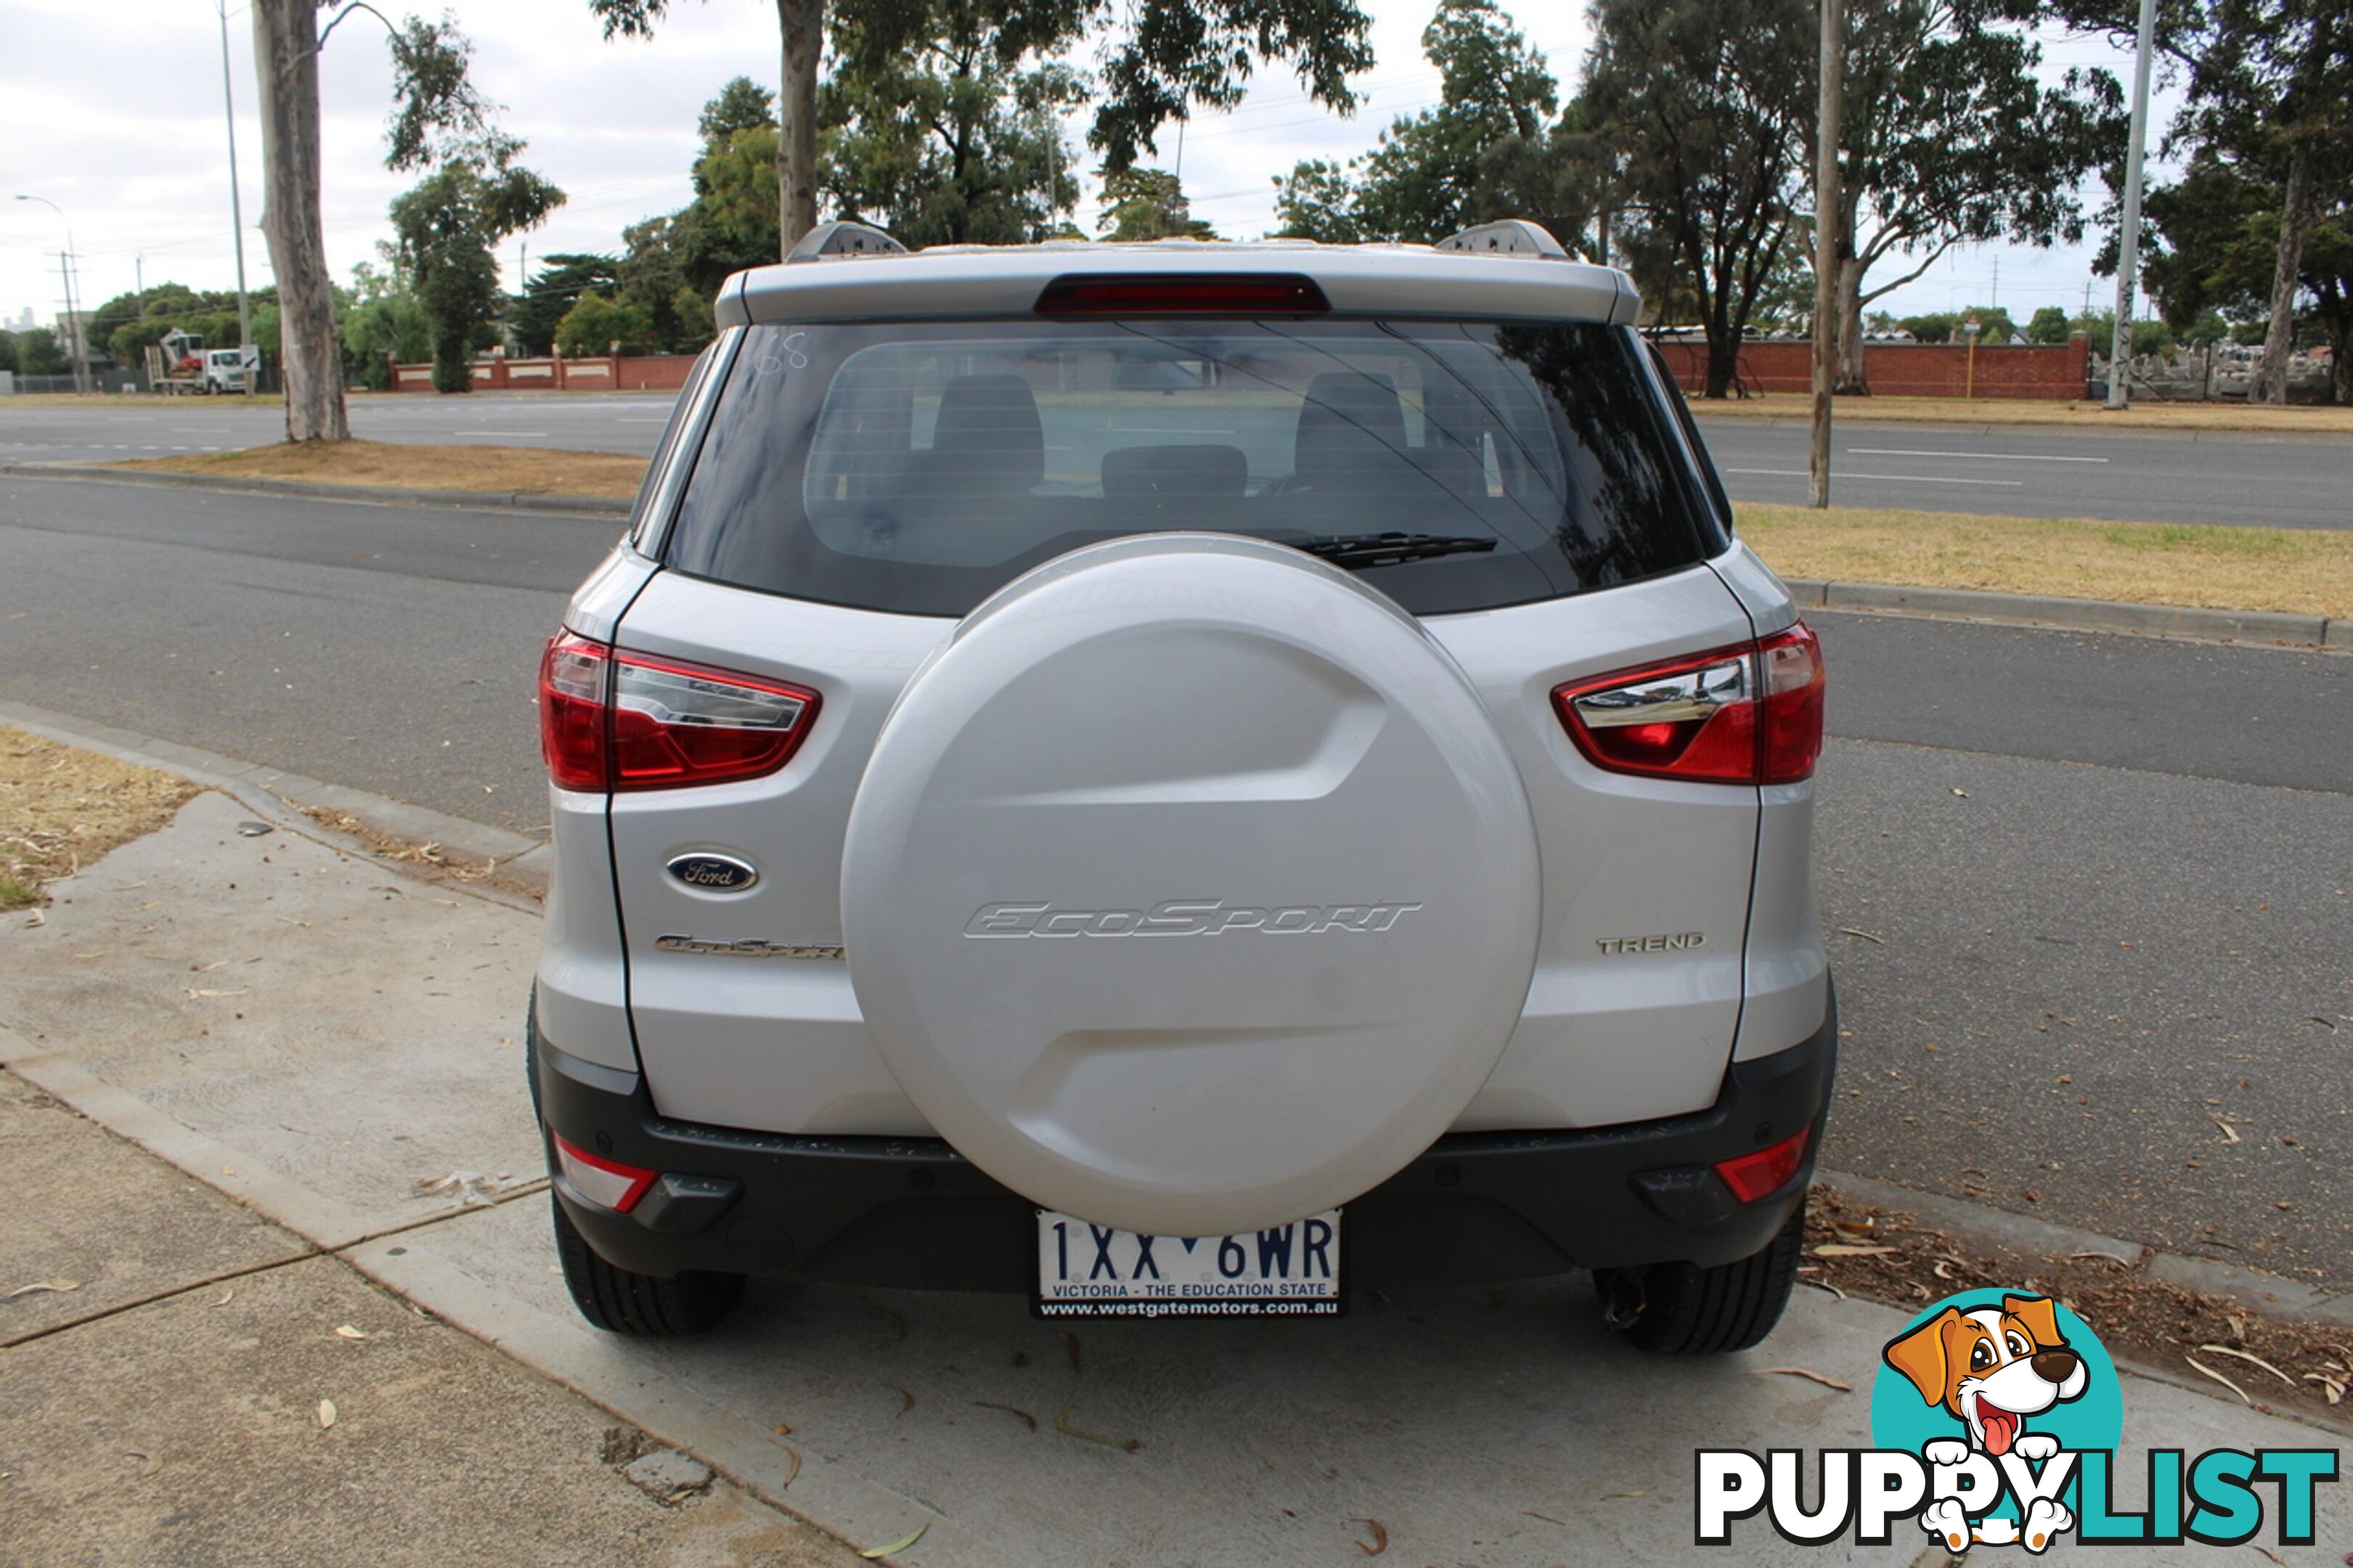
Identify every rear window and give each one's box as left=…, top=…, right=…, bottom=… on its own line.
left=661, top=318, right=1724, bottom=617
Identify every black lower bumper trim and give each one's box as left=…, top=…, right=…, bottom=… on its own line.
left=537, top=986, right=1837, bottom=1291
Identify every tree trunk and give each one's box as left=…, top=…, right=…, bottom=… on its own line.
left=776, top=0, right=824, bottom=253
left=250, top=0, right=348, bottom=443
left=1832, top=253, right=1869, bottom=394
left=1703, top=327, right=1738, bottom=399
left=2252, top=144, right=2312, bottom=406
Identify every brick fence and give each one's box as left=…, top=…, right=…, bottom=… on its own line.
left=1655, top=335, right=2094, bottom=400
left=388, top=353, right=700, bottom=393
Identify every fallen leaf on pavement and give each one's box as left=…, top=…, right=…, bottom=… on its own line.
left=2194, top=1344, right=2295, bottom=1389
left=2212, top=1119, right=2240, bottom=1145
left=5, top=1280, right=81, bottom=1299
left=334, top=1325, right=370, bottom=1341
left=2183, top=1357, right=2249, bottom=1405
left=1351, top=1518, right=1388, bottom=1556
left=317, top=1399, right=338, bottom=1429
left=1812, top=1244, right=1898, bottom=1258
left=972, top=1400, right=1036, bottom=1430
left=1053, top=1402, right=1138, bottom=1452
left=887, top=1384, right=915, bottom=1415
left=1751, top=1367, right=1854, bottom=1392
left=857, top=1523, right=927, bottom=1560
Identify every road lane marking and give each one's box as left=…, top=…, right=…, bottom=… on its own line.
left=1846, top=447, right=2108, bottom=463
left=1726, top=467, right=2024, bottom=488
left=463, top=430, right=550, bottom=437
left=615, top=417, right=669, bottom=423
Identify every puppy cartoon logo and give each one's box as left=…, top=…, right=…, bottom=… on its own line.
left=1882, top=1294, right=2090, bottom=1551
left=1871, top=1289, right=2124, bottom=1553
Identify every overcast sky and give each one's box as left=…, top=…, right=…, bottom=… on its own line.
left=1, top=0, right=2169, bottom=338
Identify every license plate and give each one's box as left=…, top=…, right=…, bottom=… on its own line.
left=1034, top=1209, right=1342, bottom=1318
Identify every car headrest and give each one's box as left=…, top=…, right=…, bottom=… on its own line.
left=929, top=373, right=1044, bottom=491
left=1101, top=444, right=1249, bottom=499
left=1294, top=372, right=1410, bottom=484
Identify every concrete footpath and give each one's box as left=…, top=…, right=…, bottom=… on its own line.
left=1, top=792, right=2345, bottom=1566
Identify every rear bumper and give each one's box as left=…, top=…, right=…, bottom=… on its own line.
left=537, top=987, right=1837, bottom=1291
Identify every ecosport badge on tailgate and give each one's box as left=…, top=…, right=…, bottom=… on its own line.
left=966, top=899, right=1422, bottom=937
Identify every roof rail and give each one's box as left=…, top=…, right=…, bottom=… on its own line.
left=1433, top=219, right=1570, bottom=259
left=786, top=220, right=910, bottom=263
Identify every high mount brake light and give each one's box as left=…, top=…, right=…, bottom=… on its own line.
left=539, top=633, right=821, bottom=793
left=1552, top=624, right=1824, bottom=785
left=1033, top=273, right=1331, bottom=316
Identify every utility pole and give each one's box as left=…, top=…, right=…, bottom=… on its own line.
left=15, top=195, right=87, bottom=394
left=2107, top=0, right=2158, bottom=410
left=1989, top=256, right=1999, bottom=313
left=57, top=252, right=86, bottom=392
left=219, top=0, right=255, bottom=395
left=1809, top=0, right=1841, bottom=508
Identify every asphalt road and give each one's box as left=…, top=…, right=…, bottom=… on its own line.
left=0, top=391, right=682, bottom=462
left=6, top=391, right=2352, bottom=529
left=1693, top=416, right=2353, bottom=529
left=1, top=473, right=2347, bottom=1289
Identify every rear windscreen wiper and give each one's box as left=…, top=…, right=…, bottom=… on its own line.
left=1286, top=532, right=1500, bottom=569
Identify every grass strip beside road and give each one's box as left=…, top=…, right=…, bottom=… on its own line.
left=117, top=438, right=647, bottom=500
left=1696, top=393, right=2353, bottom=434
left=0, top=727, right=199, bottom=910
left=1740, top=504, right=2353, bottom=620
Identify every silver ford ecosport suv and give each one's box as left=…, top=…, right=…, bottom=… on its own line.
left=531, top=219, right=1832, bottom=1352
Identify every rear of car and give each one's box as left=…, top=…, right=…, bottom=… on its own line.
left=531, top=226, right=1832, bottom=1351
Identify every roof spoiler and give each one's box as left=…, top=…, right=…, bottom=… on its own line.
left=1433, top=219, right=1570, bottom=259
left=786, top=220, right=910, bottom=262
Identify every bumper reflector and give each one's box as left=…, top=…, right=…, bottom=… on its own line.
left=551, top=1133, right=657, bottom=1214
left=1712, top=1127, right=1811, bottom=1204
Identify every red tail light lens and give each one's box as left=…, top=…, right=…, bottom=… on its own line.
left=1034, top=273, right=1330, bottom=315
left=1754, top=625, right=1827, bottom=783
left=1553, top=622, right=1824, bottom=785
left=539, top=632, right=821, bottom=793
left=1713, top=1126, right=1811, bottom=1204
left=550, top=1132, right=656, bottom=1213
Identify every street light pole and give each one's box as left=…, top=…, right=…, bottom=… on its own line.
left=15, top=194, right=89, bottom=395
left=219, top=0, right=256, bottom=395
left=2107, top=0, right=2158, bottom=410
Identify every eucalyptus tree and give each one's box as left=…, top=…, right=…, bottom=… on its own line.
left=587, top=0, right=1375, bottom=250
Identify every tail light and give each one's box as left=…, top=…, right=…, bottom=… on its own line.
left=550, top=1132, right=656, bottom=1213
left=539, top=632, right=821, bottom=793
left=1714, top=1126, right=1811, bottom=1204
left=1553, top=623, right=1824, bottom=785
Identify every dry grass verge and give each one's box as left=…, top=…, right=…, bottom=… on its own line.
left=1738, top=504, right=2353, bottom=620
left=1695, top=394, right=2353, bottom=434
left=0, top=727, right=200, bottom=910
left=1806, top=1184, right=2350, bottom=1431
left=118, top=438, right=647, bottom=500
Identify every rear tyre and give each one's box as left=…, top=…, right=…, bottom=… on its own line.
left=550, top=1193, right=744, bottom=1336
left=1593, top=1206, right=1805, bottom=1355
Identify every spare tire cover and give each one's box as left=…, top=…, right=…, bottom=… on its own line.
left=841, top=534, right=1540, bottom=1237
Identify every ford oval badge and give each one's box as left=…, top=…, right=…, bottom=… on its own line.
left=666, top=852, right=759, bottom=893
